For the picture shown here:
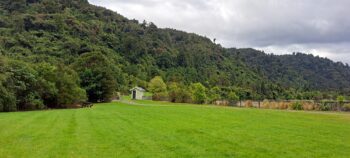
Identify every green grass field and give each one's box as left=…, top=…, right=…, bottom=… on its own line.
left=0, top=100, right=349, bottom=158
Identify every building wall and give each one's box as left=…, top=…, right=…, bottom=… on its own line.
left=136, top=91, right=143, bottom=100
left=131, top=90, right=144, bottom=100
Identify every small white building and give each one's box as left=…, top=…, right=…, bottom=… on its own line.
left=130, top=87, right=146, bottom=100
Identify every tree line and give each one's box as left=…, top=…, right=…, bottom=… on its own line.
left=0, top=0, right=350, bottom=111
left=147, top=76, right=348, bottom=105
left=0, top=52, right=122, bottom=112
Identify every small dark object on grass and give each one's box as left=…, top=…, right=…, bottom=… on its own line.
left=82, top=102, right=94, bottom=108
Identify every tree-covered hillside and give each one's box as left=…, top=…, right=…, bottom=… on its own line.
left=0, top=0, right=349, bottom=111
left=228, top=48, right=350, bottom=91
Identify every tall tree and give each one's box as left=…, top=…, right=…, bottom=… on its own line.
left=55, top=64, right=87, bottom=107
left=73, top=52, right=118, bottom=102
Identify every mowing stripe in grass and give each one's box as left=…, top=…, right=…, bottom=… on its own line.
left=0, top=101, right=349, bottom=158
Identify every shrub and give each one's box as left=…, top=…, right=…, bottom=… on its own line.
left=152, top=92, right=168, bottom=101
left=180, top=89, right=193, bottom=103
left=337, top=96, right=345, bottom=104
left=343, top=104, right=350, bottom=111
left=190, top=83, right=207, bottom=104
left=228, top=92, right=239, bottom=102
left=261, top=100, right=270, bottom=109
left=244, top=100, right=253, bottom=108
left=302, top=101, right=315, bottom=111
left=167, top=82, right=193, bottom=103
left=318, top=101, right=332, bottom=111
left=213, top=100, right=230, bottom=106
left=168, top=82, right=180, bottom=102
left=261, top=101, right=290, bottom=110
left=24, top=93, right=45, bottom=110
left=277, top=102, right=290, bottom=110
left=66, top=103, right=82, bottom=109
left=269, top=102, right=278, bottom=109
left=290, top=102, right=303, bottom=110
left=208, top=86, right=222, bottom=103
left=337, top=96, right=345, bottom=111
left=148, top=76, right=167, bottom=94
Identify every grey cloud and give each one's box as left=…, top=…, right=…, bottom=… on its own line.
left=88, top=0, right=350, bottom=63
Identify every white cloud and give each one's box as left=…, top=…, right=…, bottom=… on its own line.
left=88, top=0, right=350, bottom=64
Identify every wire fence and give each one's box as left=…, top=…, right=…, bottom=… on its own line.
left=230, top=100, right=350, bottom=111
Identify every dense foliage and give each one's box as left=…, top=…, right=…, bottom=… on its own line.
left=73, top=52, right=122, bottom=102
left=148, top=76, right=167, bottom=100
left=0, top=56, right=86, bottom=111
left=0, top=0, right=349, bottom=111
left=228, top=48, right=350, bottom=92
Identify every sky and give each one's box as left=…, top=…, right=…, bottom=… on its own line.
left=88, top=0, right=350, bottom=64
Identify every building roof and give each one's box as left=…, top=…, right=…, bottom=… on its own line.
left=130, top=86, right=146, bottom=92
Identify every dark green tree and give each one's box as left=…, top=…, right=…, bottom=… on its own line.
left=0, top=84, right=16, bottom=112
left=73, top=52, right=118, bottom=102
left=55, top=65, right=87, bottom=107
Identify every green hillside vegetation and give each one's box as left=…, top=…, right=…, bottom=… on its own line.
left=0, top=101, right=349, bottom=157
left=1, top=0, right=350, bottom=111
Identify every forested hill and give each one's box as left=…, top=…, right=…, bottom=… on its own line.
left=0, top=0, right=350, bottom=111
left=228, top=48, right=350, bottom=91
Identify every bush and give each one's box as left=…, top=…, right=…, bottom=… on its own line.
left=182, top=90, right=193, bottom=103
left=227, top=91, right=239, bottom=105
left=290, top=102, right=303, bottom=110
left=244, top=100, right=253, bottom=108
left=23, top=93, right=45, bottom=110
left=269, top=102, right=278, bottom=109
left=260, top=101, right=290, bottom=110
left=261, top=100, right=270, bottom=109
left=318, top=102, right=331, bottom=111
left=190, top=83, right=207, bottom=104
left=277, top=102, right=290, bottom=110
left=167, top=82, right=193, bottom=103
left=148, top=76, right=167, bottom=94
left=227, top=92, right=239, bottom=101
left=302, top=101, right=315, bottom=111
left=152, top=92, right=168, bottom=101
left=343, top=104, right=350, bottom=111
left=208, top=86, right=222, bottom=103
left=337, top=96, right=345, bottom=105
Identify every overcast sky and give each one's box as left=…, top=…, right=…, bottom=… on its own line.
left=89, top=0, right=350, bottom=64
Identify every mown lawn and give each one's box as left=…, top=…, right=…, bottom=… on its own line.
left=0, top=100, right=349, bottom=158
